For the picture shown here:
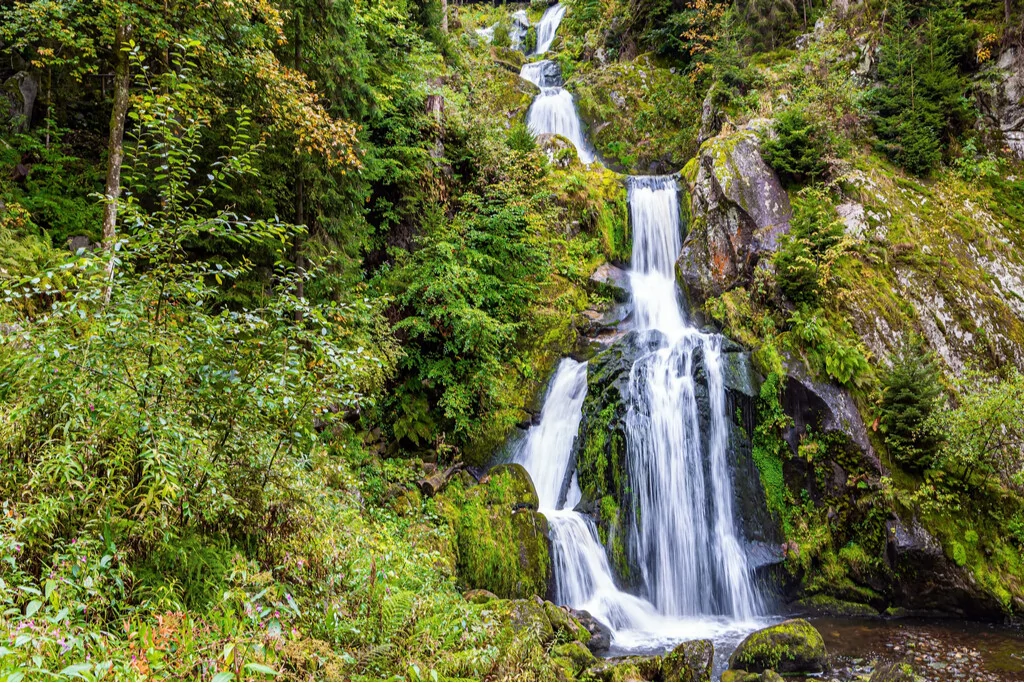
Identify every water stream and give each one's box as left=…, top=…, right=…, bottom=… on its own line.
left=534, top=3, right=568, bottom=55
left=512, top=1, right=768, bottom=665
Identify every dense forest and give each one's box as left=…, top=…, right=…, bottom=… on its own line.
left=1, top=0, right=1024, bottom=680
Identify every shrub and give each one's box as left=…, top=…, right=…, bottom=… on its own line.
left=878, top=338, right=943, bottom=472
left=762, top=107, right=828, bottom=186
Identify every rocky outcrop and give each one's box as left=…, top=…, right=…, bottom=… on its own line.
left=728, top=619, right=828, bottom=674
left=782, top=357, right=880, bottom=472
left=978, top=47, right=1024, bottom=159
left=884, top=516, right=1009, bottom=617
left=678, top=127, right=792, bottom=304
left=568, top=608, right=612, bottom=654
left=663, top=639, right=714, bottom=681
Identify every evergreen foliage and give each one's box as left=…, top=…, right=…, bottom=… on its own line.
left=761, top=107, right=828, bottom=186
left=879, top=338, right=944, bottom=472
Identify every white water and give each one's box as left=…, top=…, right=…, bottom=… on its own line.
left=526, top=88, right=596, bottom=164
left=625, top=176, right=762, bottom=620
left=517, top=4, right=596, bottom=165
left=507, top=0, right=766, bottom=661
left=534, top=3, right=568, bottom=55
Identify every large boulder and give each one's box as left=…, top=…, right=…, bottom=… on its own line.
left=978, top=47, right=1024, bottom=158
left=884, top=516, right=1009, bottom=617
left=437, top=468, right=550, bottom=599
left=728, top=619, right=828, bottom=674
left=569, top=608, right=613, bottom=654
left=663, top=639, right=714, bottom=681
left=678, top=127, right=792, bottom=303
left=587, top=655, right=662, bottom=682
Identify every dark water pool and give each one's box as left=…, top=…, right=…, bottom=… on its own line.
left=809, top=617, right=1024, bottom=681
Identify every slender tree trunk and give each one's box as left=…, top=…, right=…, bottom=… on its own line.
left=441, top=0, right=449, bottom=33
left=1006, top=0, right=1012, bottom=24
left=103, top=21, right=134, bottom=299
left=294, top=12, right=306, bottom=313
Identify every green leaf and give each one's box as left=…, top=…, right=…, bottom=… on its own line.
left=243, top=662, right=278, bottom=676
left=24, top=601, right=41, bottom=619
left=58, top=663, right=92, bottom=679
left=212, top=673, right=235, bottom=682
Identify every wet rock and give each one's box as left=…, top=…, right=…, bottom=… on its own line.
left=463, top=588, right=498, bottom=604
left=569, top=608, right=612, bottom=654
left=543, top=600, right=591, bottom=643
left=510, top=10, right=531, bottom=52
left=590, top=262, right=631, bottom=302
left=663, top=638, right=714, bottom=681
left=728, top=618, right=828, bottom=674
left=721, top=670, right=760, bottom=682
left=678, top=127, right=792, bottom=303
left=884, top=516, right=1005, bottom=618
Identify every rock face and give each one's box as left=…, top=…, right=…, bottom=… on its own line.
left=728, top=619, right=828, bottom=674
left=678, top=128, right=792, bottom=303
left=663, top=639, right=714, bottom=681
left=884, top=517, right=1007, bottom=617
left=979, top=47, right=1024, bottom=158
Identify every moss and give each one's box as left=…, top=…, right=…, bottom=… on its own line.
left=728, top=619, right=827, bottom=674
left=442, top=471, right=551, bottom=599
left=662, top=639, right=713, bottom=681
left=552, top=641, right=598, bottom=674
left=795, top=593, right=879, bottom=617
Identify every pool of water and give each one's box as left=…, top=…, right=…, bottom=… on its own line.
left=810, top=616, right=1024, bottom=681
left=604, top=615, right=1024, bottom=681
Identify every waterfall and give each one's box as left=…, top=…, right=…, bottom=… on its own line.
left=624, top=176, right=762, bottom=620
left=526, top=89, right=596, bottom=164
left=534, top=3, right=568, bottom=55
left=515, top=360, right=660, bottom=637
left=506, top=0, right=766, bottom=660
left=517, top=5, right=596, bottom=165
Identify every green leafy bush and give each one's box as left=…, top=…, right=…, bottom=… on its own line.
left=761, top=107, right=828, bottom=186
left=879, top=338, right=944, bottom=472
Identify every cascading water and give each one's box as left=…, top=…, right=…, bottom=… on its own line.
left=507, top=0, right=768, bottom=664
left=624, top=177, right=762, bottom=621
left=534, top=3, right=568, bottom=55
left=517, top=5, right=596, bottom=164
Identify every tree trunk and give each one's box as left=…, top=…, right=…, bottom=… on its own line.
left=441, top=0, right=449, bottom=33
left=103, top=21, right=134, bottom=297
left=294, top=12, right=306, bottom=314
left=1006, top=0, right=1012, bottom=24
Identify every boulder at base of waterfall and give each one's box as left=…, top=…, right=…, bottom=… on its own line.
left=728, top=619, right=828, bottom=674
left=663, top=639, right=714, bottom=681
left=721, top=668, right=785, bottom=682
left=551, top=641, right=598, bottom=676
left=677, top=126, right=792, bottom=304
left=434, top=466, right=550, bottom=599
left=587, top=655, right=662, bottom=682
left=544, top=601, right=592, bottom=643
left=590, top=262, right=631, bottom=302
left=568, top=608, right=612, bottom=654
left=535, top=133, right=580, bottom=169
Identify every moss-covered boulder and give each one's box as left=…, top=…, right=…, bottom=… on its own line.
left=438, top=472, right=550, bottom=599
left=586, top=655, right=662, bottom=682
left=728, top=619, right=828, bottom=674
left=569, top=608, right=612, bottom=653
left=486, top=463, right=540, bottom=510
left=543, top=601, right=591, bottom=643
left=721, top=669, right=782, bottom=682
left=463, top=588, right=498, bottom=604
left=663, top=639, right=714, bottom=681
left=869, top=660, right=919, bottom=681
left=552, top=640, right=598, bottom=675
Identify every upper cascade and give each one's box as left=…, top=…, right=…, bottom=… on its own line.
left=526, top=88, right=596, bottom=164
left=534, top=3, right=568, bottom=55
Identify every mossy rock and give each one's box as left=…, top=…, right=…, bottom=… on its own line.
left=497, top=598, right=555, bottom=644
left=720, top=670, right=763, bottom=682
left=447, top=471, right=551, bottom=598
left=543, top=600, right=591, bottom=643
left=663, top=638, right=714, bottom=681
left=759, top=670, right=783, bottom=682
left=552, top=640, right=598, bottom=674
left=795, top=594, right=879, bottom=618
left=728, top=619, right=827, bottom=674
left=463, top=588, right=498, bottom=604
left=487, top=463, right=540, bottom=510
left=587, top=655, right=662, bottom=681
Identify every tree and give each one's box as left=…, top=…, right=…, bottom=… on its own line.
left=879, top=337, right=943, bottom=472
